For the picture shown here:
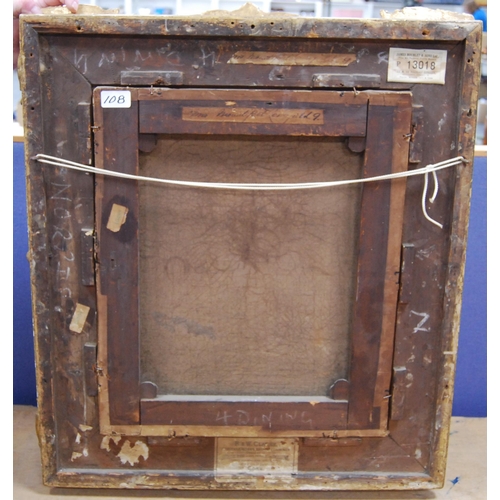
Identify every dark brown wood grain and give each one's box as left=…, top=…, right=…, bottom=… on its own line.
left=84, top=342, right=98, bottom=397
left=390, top=367, right=408, bottom=420
left=329, top=379, right=350, bottom=401
left=24, top=14, right=476, bottom=42
left=23, top=28, right=98, bottom=473
left=44, top=35, right=418, bottom=90
left=387, top=37, right=480, bottom=476
left=409, top=106, right=425, bottom=163
left=19, top=23, right=57, bottom=483
left=80, top=228, right=95, bottom=286
left=347, top=95, right=411, bottom=430
left=141, top=398, right=348, bottom=430
left=298, top=433, right=427, bottom=473
left=398, top=244, right=416, bottom=304
left=139, top=99, right=367, bottom=136
left=94, top=93, right=141, bottom=425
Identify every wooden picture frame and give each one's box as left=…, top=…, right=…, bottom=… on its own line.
left=95, top=88, right=411, bottom=437
left=19, top=5, right=481, bottom=491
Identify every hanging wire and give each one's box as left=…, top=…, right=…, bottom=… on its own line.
left=32, top=153, right=467, bottom=228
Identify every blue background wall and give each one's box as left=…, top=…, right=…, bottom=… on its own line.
left=452, top=153, right=487, bottom=417
left=12, top=142, right=487, bottom=417
left=13, top=142, right=36, bottom=406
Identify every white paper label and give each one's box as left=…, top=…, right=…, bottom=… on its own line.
left=69, top=303, right=90, bottom=333
left=101, top=90, right=131, bottom=108
left=387, top=48, right=447, bottom=85
left=215, top=438, right=298, bottom=482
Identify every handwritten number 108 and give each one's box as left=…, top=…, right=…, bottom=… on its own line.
left=103, top=94, right=126, bottom=105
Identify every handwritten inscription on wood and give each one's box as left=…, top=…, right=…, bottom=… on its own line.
left=228, top=51, right=357, bottom=67
left=182, top=107, right=324, bottom=125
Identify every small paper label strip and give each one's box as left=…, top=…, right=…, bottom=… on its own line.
left=215, top=438, right=299, bottom=483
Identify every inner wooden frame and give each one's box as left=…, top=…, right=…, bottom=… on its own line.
left=94, top=88, right=412, bottom=437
